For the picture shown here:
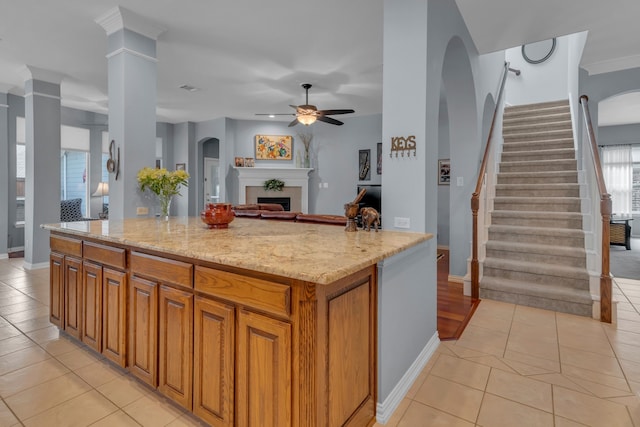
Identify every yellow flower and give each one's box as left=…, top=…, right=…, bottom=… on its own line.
left=137, top=167, right=190, bottom=198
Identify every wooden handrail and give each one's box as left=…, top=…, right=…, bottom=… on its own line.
left=470, top=62, right=513, bottom=300
left=579, top=95, right=612, bottom=323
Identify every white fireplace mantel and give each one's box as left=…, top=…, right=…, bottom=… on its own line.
left=234, top=167, right=313, bottom=213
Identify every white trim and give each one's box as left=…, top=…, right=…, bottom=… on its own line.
left=0, top=103, right=8, bottom=108
left=106, top=47, right=158, bottom=63
left=8, top=246, right=24, bottom=252
left=96, top=6, right=166, bottom=39
left=24, top=91, right=61, bottom=101
left=0, top=253, right=8, bottom=260
left=376, top=332, right=440, bottom=424
left=23, top=261, right=49, bottom=270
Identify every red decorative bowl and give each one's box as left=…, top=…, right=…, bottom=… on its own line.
left=200, top=203, right=235, bottom=229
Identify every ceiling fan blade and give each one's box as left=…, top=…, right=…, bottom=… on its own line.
left=316, top=116, right=344, bottom=126
left=255, top=113, right=295, bottom=116
left=287, top=118, right=300, bottom=127
left=289, top=105, right=299, bottom=110
left=317, top=109, right=355, bottom=116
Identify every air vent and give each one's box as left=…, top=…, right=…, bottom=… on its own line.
left=179, top=84, right=199, bottom=92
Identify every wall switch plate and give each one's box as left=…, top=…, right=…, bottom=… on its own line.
left=323, top=182, right=328, bottom=188
left=136, top=207, right=149, bottom=215
left=393, top=217, right=410, bottom=229
left=457, top=176, right=464, bottom=186
left=319, top=183, right=323, bottom=189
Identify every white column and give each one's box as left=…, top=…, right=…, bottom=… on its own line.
left=96, top=7, right=165, bottom=220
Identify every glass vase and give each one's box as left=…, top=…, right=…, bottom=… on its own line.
left=304, top=151, right=310, bottom=168
left=158, top=193, right=172, bottom=221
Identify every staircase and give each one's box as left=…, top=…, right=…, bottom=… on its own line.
left=480, top=100, right=593, bottom=317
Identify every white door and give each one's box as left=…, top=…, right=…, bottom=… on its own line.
left=204, top=157, right=220, bottom=205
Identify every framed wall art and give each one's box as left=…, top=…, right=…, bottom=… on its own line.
left=359, top=149, right=371, bottom=181
left=438, top=159, right=451, bottom=185
left=175, top=163, right=186, bottom=171
left=255, top=134, right=293, bottom=160
left=376, top=142, right=382, bottom=175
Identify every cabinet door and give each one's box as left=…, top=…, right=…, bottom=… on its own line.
left=49, top=253, right=65, bottom=329
left=64, top=256, right=83, bottom=340
left=129, top=275, right=158, bottom=387
left=82, top=261, right=103, bottom=352
left=102, top=268, right=127, bottom=367
left=193, top=297, right=234, bottom=427
left=159, top=285, right=193, bottom=410
left=237, top=310, right=291, bottom=427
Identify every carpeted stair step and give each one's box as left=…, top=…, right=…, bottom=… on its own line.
left=494, top=196, right=581, bottom=212
left=500, top=159, right=577, bottom=173
left=485, top=241, right=586, bottom=268
left=490, top=210, right=583, bottom=229
left=503, top=111, right=571, bottom=127
left=495, top=183, right=580, bottom=198
left=503, top=128, right=574, bottom=142
left=483, top=258, right=589, bottom=289
left=497, top=171, right=578, bottom=185
left=488, top=224, right=585, bottom=247
left=502, top=138, right=575, bottom=152
left=501, top=148, right=576, bottom=163
left=504, top=100, right=570, bottom=118
left=479, top=277, right=592, bottom=317
left=503, top=119, right=572, bottom=135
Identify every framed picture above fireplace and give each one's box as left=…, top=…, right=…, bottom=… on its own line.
left=255, top=135, right=293, bottom=160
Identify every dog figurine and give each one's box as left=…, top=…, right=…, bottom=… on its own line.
left=360, top=207, right=380, bottom=232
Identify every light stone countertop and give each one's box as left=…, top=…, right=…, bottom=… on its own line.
left=43, top=217, right=433, bottom=285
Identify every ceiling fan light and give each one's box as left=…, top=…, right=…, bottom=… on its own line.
left=298, top=114, right=316, bottom=125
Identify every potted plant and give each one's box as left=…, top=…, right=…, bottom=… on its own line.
left=263, top=178, right=285, bottom=192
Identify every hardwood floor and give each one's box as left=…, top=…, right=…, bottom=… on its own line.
left=437, top=249, right=479, bottom=340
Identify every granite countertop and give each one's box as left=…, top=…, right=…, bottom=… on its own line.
left=43, top=217, right=432, bottom=285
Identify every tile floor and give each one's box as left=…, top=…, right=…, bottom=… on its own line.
left=1, top=258, right=639, bottom=426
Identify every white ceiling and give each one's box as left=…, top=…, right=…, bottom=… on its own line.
left=0, top=0, right=638, bottom=125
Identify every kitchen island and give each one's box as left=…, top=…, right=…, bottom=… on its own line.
left=43, top=217, right=434, bottom=426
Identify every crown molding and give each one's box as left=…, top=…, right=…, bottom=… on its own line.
left=583, top=53, right=640, bottom=75
left=96, top=6, right=166, bottom=40
left=20, top=66, right=64, bottom=85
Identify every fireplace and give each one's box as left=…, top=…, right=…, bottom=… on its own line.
left=235, top=167, right=313, bottom=213
left=258, top=197, right=291, bottom=211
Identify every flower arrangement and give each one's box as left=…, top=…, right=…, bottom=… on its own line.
left=137, top=167, right=190, bottom=218
left=263, top=178, right=285, bottom=192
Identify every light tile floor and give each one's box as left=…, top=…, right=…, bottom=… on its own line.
left=1, top=258, right=639, bottom=426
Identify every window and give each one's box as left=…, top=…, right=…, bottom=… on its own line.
left=61, top=125, right=90, bottom=216
left=602, top=145, right=633, bottom=215
left=632, top=147, right=640, bottom=213
left=16, top=117, right=25, bottom=224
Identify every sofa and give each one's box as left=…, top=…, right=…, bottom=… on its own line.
left=232, top=203, right=347, bottom=226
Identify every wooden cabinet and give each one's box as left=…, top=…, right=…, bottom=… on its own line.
left=103, top=268, right=127, bottom=367
left=64, top=256, right=83, bottom=340
left=159, top=285, right=193, bottom=410
left=129, top=275, right=158, bottom=387
left=82, top=261, right=103, bottom=352
left=49, top=252, right=65, bottom=328
left=236, top=309, right=291, bottom=427
left=193, top=296, right=235, bottom=427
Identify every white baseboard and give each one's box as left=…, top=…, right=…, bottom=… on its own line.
left=448, top=275, right=464, bottom=285
left=23, top=261, right=49, bottom=270
left=0, top=253, right=7, bottom=260
left=376, top=332, right=440, bottom=424
left=8, top=246, right=24, bottom=252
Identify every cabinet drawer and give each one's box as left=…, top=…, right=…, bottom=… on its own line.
left=131, top=252, right=193, bottom=288
left=50, top=235, right=82, bottom=257
left=83, top=242, right=126, bottom=270
left=195, top=266, right=290, bottom=317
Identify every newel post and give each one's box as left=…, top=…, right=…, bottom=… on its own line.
left=471, top=193, right=480, bottom=299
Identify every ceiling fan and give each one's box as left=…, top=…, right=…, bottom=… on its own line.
left=256, top=83, right=355, bottom=126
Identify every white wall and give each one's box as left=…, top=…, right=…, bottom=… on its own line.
left=506, top=35, right=570, bottom=106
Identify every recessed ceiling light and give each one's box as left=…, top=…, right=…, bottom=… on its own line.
left=179, top=84, right=199, bottom=92
left=269, top=114, right=275, bottom=118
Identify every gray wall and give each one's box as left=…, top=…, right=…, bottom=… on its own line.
left=193, top=115, right=382, bottom=216
left=0, top=94, right=7, bottom=256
